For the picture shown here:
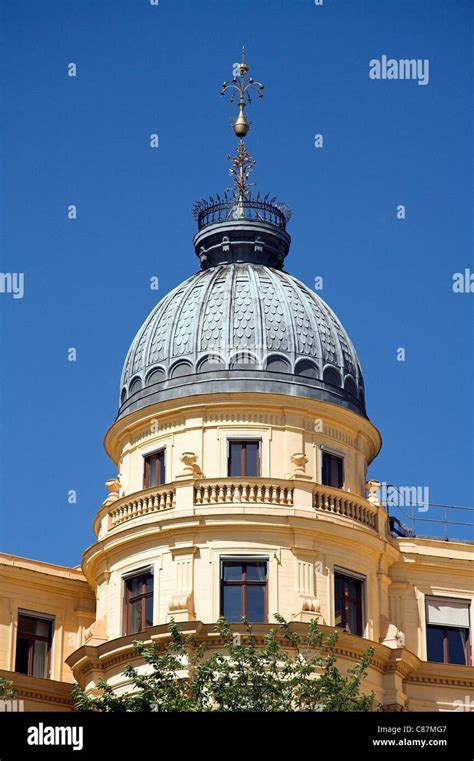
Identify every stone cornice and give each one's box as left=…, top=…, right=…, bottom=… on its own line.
left=82, top=503, right=390, bottom=582
left=66, top=621, right=474, bottom=692
left=0, top=670, right=74, bottom=707
left=0, top=553, right=87, bottom=581
left=0, top=562, right=95, bottom=600
left=104, top=392, right=382, bottom=464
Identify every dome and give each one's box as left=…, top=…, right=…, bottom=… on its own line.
left=118, top=259, right=366, bottom=419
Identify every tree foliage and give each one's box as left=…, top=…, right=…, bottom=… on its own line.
left=0, top=677, right=17, bottom=700
left=72, top=616, right=378, bottom=713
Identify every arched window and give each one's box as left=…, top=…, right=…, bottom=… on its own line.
left=266, top=355, right=291, bottom=373
left=230, top=352, right=257, bottom=370
left=323, top=367, right=341, bottom=387
left=145, top=368, right=165, bottom=385
left=295, top=359, right=319, bottom=379
left=344, top=376, right=357, bottom=398
left=198, top=355, right=225, bottom=372
left=169, top=361, right=192, bottom=379
left=129, top=377, right=143, bottom=395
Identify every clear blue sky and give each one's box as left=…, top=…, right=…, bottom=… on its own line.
left=0, top=0, right=472, bottom=565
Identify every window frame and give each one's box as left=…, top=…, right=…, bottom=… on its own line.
left=220, top=556, right=268, bottom=623
left=122, top=568, right=154, bottom=636
left=15, top=611, right=54, bottom=679
left=425, top=597, right=471, bottom=665
left=426, top=624, right=471, bottom=665
left=227, top=439, right=261, bottom=478
left=333, top=569, right=365, bottom=636
left=321, top=447, right=345, bottom=489
left=143, top=448, right=166, bottom=489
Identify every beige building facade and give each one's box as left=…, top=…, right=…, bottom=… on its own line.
left=1, top=391, right=473, bottom=712
left=1, top=54, right=473, bottom=714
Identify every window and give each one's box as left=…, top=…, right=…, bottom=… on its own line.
left=220, top=560, right=267, bottom=623
left=15, top=613, right=53, bottom=679
left=228, top=440, right=260, bottom=477
left=322, top=451, right=344, bottom=488
left=123, top=570, right=154, bottom=635
left=144, top=450, right=165, bottom=488
left=334, top=571, right=363, bottom=636
left=426, top=598, right=471, bottom=665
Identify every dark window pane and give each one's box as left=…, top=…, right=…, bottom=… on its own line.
left=32, top=639, right=49, bottom=678
left=145, top=596, right=153, bottom=628
left=345, top=577, right=359, bottom=599
left=144, top=451, right=165, bottom=488
left=223, top=563, right=242, bottom=581
left=15, top=637, right=29, bottom=674
left=426, top=626, right=444, bottom=663
left=128, top=576, right=141, bottom=597
left=447, top=628, right=467, bottom=665
left=129, top=600, right=142, bottom=634
left=346, top=600, right=360, bottom=635
left=150, top=456, right=158, bottom=487
left=157, top=452, right=166, bottom=484
left=246, top=585, right=265, bottom=623
left=245, top=443, right=259, bottom=476
left=229, top=443, right=243, bottom=477
left=246, top=562, right=266, bottom=582
left=223, top=585, right=242, bottom=622
left=15, top=616, right=52, bottom=678
left=334, top=597, right=343, bottom=628
left=125, top=573, right=153, bottom=634
left=18, top=615, right=45, bottom=636
left=35, top=620, right=51, bottom=638
left=334, top=573, right=362, bottom=634
left=322, top=453, right=343, bottom=488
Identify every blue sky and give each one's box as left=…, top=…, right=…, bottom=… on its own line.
left=0, top=0, right=472, bottom=565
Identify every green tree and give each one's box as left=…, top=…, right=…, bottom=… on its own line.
left=72, top=616, right=378, bottom=713
left=0, top=677, right=17, bottom=700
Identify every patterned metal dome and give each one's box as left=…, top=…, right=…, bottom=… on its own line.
left=118, top=259, right=366, bottom=419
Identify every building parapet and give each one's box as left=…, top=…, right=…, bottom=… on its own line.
left=95, top=478, right=387, bottom=540
left=313, top=485, right=379, bottom=532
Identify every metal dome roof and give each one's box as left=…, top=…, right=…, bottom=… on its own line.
left=118, top=261, right=366, bottom=419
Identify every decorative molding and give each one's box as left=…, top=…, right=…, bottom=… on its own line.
left=321, top=426, right=356, bottom=449
left=204, top=411, right=284, bottom=426
left=129, top=417, right=185, bottom=446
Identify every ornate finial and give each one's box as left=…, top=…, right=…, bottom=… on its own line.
left=220, top=49, right=264, bottom=200
left=192, top=51, right=291, bottom=242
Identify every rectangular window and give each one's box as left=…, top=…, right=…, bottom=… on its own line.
left=220, top=560, right=267, bottom=623
left=426, top=598, right=471, bottom=665
left=228, top=440, right=260, bottom=477
left=124, top=570, right=154, bottom=635
left=15, top=613, right=53, bottom=679
left=334, top=571, right=363, bottom=636
left=144, top=450, right=165, bottom=488
left=322, top=451, right=344, bottom=488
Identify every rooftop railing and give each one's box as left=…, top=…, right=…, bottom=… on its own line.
left=387, top=503, right=474, bottom=543
left=192, top=193, right=291, bottom=230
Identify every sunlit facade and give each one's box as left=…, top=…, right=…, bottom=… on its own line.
left=1, top=54, right=473, bottom=714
